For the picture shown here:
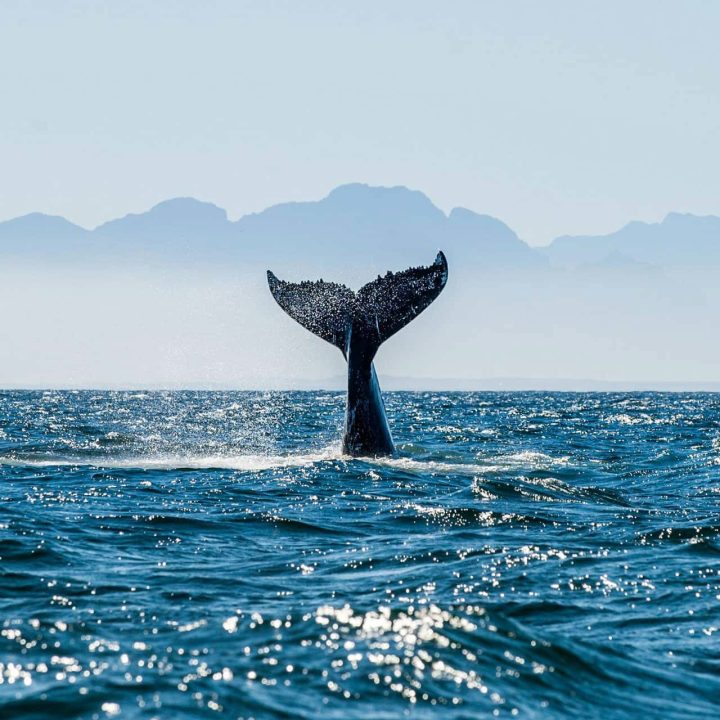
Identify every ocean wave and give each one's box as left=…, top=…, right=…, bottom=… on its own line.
left=2, top=390, right=720, bottom=719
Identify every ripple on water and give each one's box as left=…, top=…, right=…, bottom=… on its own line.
left=1, top=391, right=720, bottom=719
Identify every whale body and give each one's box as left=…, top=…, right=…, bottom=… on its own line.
left=267, top=251, right=448, bottom=456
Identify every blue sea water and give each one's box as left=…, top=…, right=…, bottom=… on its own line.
left=1, top=390, right=719, bottom=719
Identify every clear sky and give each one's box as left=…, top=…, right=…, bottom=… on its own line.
left=1, top=0, right=719, bottom=245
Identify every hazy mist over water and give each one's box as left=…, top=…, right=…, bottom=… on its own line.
left=1, top=390, right=719, bottom=719
left=2, top=184, right=720, bottom=389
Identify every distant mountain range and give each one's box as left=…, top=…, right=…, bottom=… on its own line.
left=544, top=212, right=720, bottom=272
left=1, top=183, right=719, bottom=388
left=2, top=183, right=718, bottom=278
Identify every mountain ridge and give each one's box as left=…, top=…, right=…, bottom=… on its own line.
left=1, top=184, right=719, bottom=273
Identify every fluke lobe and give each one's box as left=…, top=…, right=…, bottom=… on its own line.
left=267, top=251, right=448, bottom=456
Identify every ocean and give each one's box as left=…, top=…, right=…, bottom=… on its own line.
left=1, top=390, right=719, bottom=719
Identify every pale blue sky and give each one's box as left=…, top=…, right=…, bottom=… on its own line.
left=1, top=0, right=719, bottom=244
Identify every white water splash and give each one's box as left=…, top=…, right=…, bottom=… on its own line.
left=0, top=449, right=341, bottom=472
left=0, top=448, right=570, bottom=475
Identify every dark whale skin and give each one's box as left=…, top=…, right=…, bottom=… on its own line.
left=267, top=251, right=448, bottom=456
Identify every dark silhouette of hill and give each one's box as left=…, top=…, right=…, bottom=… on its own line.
left=544, top=212, right=720, bottom=271
left=4, top=187, right=718, bottom=276
left=0, top=184, right=541, bottom=276
left=0, top=212, right=92, bottom=261
left=0, top=212, right=87, bottom=241
left=96, top=197, right=230, bottom=240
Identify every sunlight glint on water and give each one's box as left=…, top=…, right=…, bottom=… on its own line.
left=1, top=390, right=719, bottom=719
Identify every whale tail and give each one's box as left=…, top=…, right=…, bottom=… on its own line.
left=267, top=251, right=448, bottom=355
left=268, top=251, right=448, bottom=456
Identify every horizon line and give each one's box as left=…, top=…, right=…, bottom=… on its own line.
left=3, top=379, right=720, bottom=393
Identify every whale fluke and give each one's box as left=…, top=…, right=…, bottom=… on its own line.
left=267, top=251, right=449, bottom=456
left=267, top=251, right=447, bottom=355
left=356, top=251, right=448, bottom=348
left=266, top=272, right=355, bottom=352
